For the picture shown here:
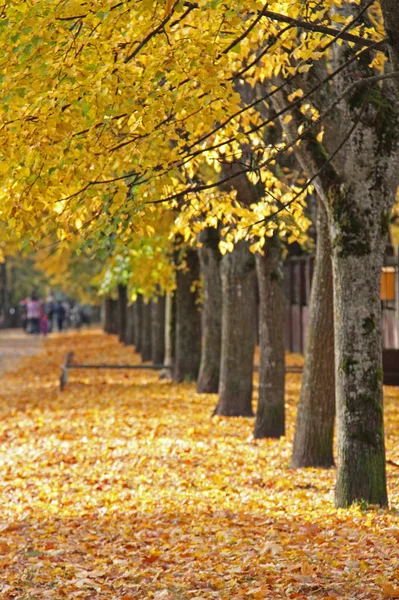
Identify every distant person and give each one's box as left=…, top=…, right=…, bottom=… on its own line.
left=71, top=304, right=82, bottom=329
left=45, top=294, right=55, bottom=333
left=27, top=293, right=42, bottom=335
left=56, top=301, right=66, bottom=331
left=62, top=300, right=71, bottom=329
left=40, top=312, right=49, bottom=336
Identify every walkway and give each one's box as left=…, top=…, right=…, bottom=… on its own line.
left=0, top=329, right=42, bottom=374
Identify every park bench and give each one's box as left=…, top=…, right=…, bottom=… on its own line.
left=60, top=352, right=303, bottom=391
left=60, top=351, right=171, bottom=391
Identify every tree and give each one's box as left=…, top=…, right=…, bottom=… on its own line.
left=216, top=239, right=257, bottom=416
left=197, top=228, right=222, bottom=394
left=1, top=0, right=397, bottom=508
left=174, top=246, right=202, bottom=383
left=118, top=284, right=128, bottom=344
left=269, top=5, right=399, bottom=504
left=104, top=297, right=118, bottom=335
left=133, top=294, right=143, bottom=353
left=151, top=295, right=166, bottom=366
left=254, top=233, right=286, bottom=438
left=141, top=300, right=152, bottom=362
left=291, top=204, right=335, bottom=467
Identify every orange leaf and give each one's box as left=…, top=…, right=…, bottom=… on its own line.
left=382, top=583, right=399, bottom=598
left=0, top=542, right=11, bottom=554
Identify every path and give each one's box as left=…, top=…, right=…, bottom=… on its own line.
left=0, top=331, right=397, bottom=599
left=0, top=328, right=42, bottom=375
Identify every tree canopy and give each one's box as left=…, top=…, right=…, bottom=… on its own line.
left=1, top=0, right=384, bottom=260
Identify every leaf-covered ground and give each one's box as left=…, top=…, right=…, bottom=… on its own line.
left=0, top=330, right=399, bottom=599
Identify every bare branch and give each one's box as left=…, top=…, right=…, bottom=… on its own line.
left=124, top=1, right=179, bottom=63
left=263, top=9, right=384, bottom=49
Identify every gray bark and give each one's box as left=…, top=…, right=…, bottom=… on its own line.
left=380, top=1, right=399, bottom=74
left=254, top=233, right=286, bottom=438
left=174, top=249, right=202, bottom=382
left=330, top=174, right=390, bottom=507
left=133, top=294, right=143, bottom=353
left=104, top=297, right=118, bottom=334
left=291, top=205, right=335, bottom=467
left=216, top=240, right=257, bottom=417
left=160, top=292, right=174, bottom=380
left=270, top=23, right=399, bottom=504
left=118, top=284, right=128, bottom=344
left=151, top=295, right=166, bottom=365
left=197, top=228, right=222, bottom=393
left=141, top=300, right=152, bottom=362
left=125, top=304, right=135, bottom=345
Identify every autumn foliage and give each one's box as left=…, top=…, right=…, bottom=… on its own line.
left=0, top=330, right=398, bottom=599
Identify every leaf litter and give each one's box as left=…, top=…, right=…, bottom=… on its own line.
left=0, top=330, right=398, bottom=599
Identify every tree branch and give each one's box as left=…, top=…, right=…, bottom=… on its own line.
left=263, top=9, right=384, bottom=49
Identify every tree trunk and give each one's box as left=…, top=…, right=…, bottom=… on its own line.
left=291, top=205, right=335, bottom=466
left=254, top=233, right=286, bottom=438
left=151, top=295, right=166, bottom=365
left=160, top=292, right=174, bottom=380
left=125, top=304, right=135, bottom=346
left=104, top=297, right=118, bottom=334
left=118, top=284, right=128, bottom=344
left=133, top=294, right=143, bottom=353
left=330, top=184, right=388, bottom=507
left=216, top=240, right=257, bottom=416
left=270, top=68, right=397, bottom=506
left=174, top=248, right=202, bottom=383
left=197, top=228, right=222, bottom=393
left=103, top=298, right=111, bottom=333
left=381, top=1, right=399, bottom=74
left=141, top=300, right=152, bottom=362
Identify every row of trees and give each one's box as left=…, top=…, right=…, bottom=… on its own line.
left=1, top=0, right=399, bottom=507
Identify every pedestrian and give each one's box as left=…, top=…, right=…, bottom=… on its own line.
left=40, top=312, right=49, bottom=336
left=56, top=301, right=66, bottom=331
left=27, top=293, right=42, bottom=335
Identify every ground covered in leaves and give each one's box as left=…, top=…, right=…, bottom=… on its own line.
left=0, top=330, right=399, bottom=599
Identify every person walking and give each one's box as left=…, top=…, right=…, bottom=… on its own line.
left=56, top=301, right=66, bottom=332
left=40, top=312, right=49, bottom=336
left=27, top=293, right=42, bottom=335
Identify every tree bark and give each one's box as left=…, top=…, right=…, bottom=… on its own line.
left=291, top=205, right=335, bottom=466
left=118, top=284, right=128, bottom=344
left=141, top=300, right=152, bottom=362
left=103, top=298, right=111, bottom=333
left=216, top=240, right=257, bottom=416
left=174, top=248, right=202, bottom=383
left=254, top=233, right=286, bottom=438
left=104, top=297, right=118, bottom=334
left=381, top=0, right=399, bottom=74
left=151, top=295, right=166, bottom=365
left=160, top=292, right=174, bottom=380
left=270, top=53, right=398, bottom=504
left=330, top=181, right=389, bottom=507
left=125, top=304, right=135, bottom=345
left=197, top=228, right=222, bottom=393
left=133, top=294, right=143, bottom=353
